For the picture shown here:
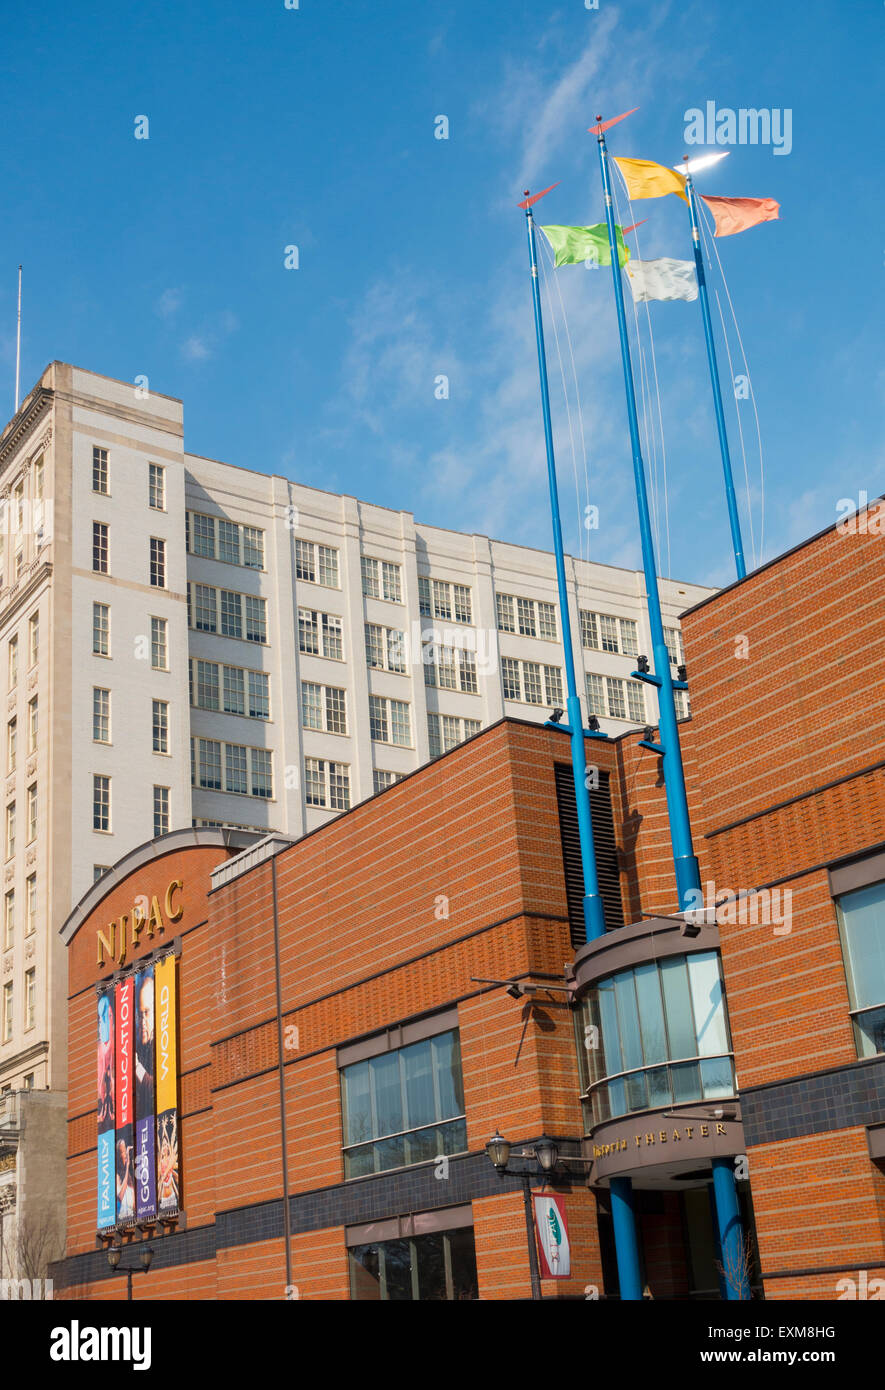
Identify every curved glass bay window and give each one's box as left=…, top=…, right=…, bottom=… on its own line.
left=837, top=880, right=885, bottom=1057
left=576, top=951, right=735, bottom=1126
left=341, top=1029, right=467, bottom=1178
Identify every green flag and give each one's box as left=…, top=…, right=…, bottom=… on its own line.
left=539, top=223, right=630, bottom=268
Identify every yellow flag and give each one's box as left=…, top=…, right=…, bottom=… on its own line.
left=613, top=156, right=687, bottom=203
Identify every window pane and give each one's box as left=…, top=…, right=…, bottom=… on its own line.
left=381, top=1239, right=412, bottom=1301
left=597, top=978, right=623, bottom=1076
left=343, top=1060, right=372, bottom=1145
left=670, top=1060, right=702, bottom=1104
left=614, top=970, right=643, bottom=1071
left=660, top=956, right=696, bottom=1059
left=634, top=961, right=668, bottom=1065
left=448, top=1228, right=479, bottom=1301
left=218, top=519, right=240, bottom=564
left=370, top=1052, right=403, bottom=1136
left=700, top=1056, right=735, bottom=1100
left=687, top=951, right=729, bottom=1057
left=220, top=591, right=242, bottom=638
left=431, top=1030, right=464, bottom=1117
left=414, top=1233, right=447, bottom=1301
left=349, top=1244, right=382, bottom=1300
left=299, top=608, right=318, bottom=654
left=401, top=1039, right=435, bottom=1130
left=839, top=883, right=885, bottom=1011
left=223, top=665, right=244, bottom=715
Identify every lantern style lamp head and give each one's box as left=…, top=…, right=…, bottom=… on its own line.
left=487, top=1130, right=511, bottom=1171
left=107, top=1246, right=121, bottom=1270
left=534, top=1137, right=559, bottom=1173
left=141, top=1245, right=154, bottom=1271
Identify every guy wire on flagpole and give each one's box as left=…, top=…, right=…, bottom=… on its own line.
left=521, top=189, right=607, bottom=943
left=681, top=158, right=746, bottom=579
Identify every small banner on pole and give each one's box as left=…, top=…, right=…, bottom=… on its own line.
left=533, top=1191, right=571, bottom=1278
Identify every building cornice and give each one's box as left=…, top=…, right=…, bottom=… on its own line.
left=0, top=388, right=54, bottom=472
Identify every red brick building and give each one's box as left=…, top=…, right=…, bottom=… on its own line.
left=54, top=505, right=885, bottom=1300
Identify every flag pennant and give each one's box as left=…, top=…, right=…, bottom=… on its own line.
left=625, top=258, right=698, bottom=304
left=588, top=108, right=639, bottom=136
left=622, top=219, right=648, bottom=234
left=540, top=224, right=630, bottom=269
left=518, top=183, right=560, bottom=209
left=613, top=156, right=688, bottom=203
left=700, top=195, right=780, bottom=237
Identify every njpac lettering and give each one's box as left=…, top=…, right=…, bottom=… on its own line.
left=96, top=879, right=184, bottom=967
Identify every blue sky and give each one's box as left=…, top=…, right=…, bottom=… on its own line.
left=1, top=0, right=881, bottom=586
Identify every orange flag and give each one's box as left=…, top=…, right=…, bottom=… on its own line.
left=701, top=195, right=780, bottom=237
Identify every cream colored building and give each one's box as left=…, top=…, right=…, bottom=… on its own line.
left=0, top=362, right=712, bottom=1258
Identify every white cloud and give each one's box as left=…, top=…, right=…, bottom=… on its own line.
left=156, top=288, right=181, bottom=319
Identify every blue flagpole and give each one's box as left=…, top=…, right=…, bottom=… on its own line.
left=523, top=196, right=606, bottom=943
left=593, top=128, right=701, bottom=913
left=683, top=166, right=747, bottom=580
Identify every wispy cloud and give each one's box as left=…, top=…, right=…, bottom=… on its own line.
left=155, top=288, right=181, bottom=319
left=179, top=311, right=239, bottom=364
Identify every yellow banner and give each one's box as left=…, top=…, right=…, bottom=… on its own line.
left=613, top=156, right=687, bottom=203
left=155, top=954, right=178, bottom=1116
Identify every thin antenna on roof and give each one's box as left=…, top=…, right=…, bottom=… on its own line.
left=14, top=265, right=22, bottom=412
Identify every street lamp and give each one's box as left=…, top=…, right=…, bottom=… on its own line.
left=107, top=1242, right=153, bottom=1301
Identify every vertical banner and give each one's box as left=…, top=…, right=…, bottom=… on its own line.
left=155, top=953, right=180, bottom=1218
left=134, top=965, right=157, bottom=1222
left=114, top=977, right=136, bottom=1227
left=533, top=1192, right=571, bottom=1278
left=96, top=989, right=116, bottom=1230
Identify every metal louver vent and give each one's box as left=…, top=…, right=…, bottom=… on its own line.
left=553, top=763, right=625, bottom=947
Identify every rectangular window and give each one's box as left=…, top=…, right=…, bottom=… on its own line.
left=427, top=714, right=480, bottom=757
left=544, top=665, right=563, bottom=706
left=222, top=664, right=244, bottom=715
left=302, top=682, right=348, bottom=735
left=418, top=577, right=472, bottom=624
left=585, top=672, right=645, bottom=723
left=585, top=672, right=606, bottom=718
left=153, top=786, right=169, bottom=837
left=247, top=670, right=269, bottom=720
left=151, top=617, right=168, bottom=671
left=225, top=743, right=248, bottom=795
left=517, top=597, right=536, bottom=638
left=418, top=576, right=432, bottom=617
left=497, top=593, right=557, bottom=641
left=369, top=695, right=411, bottom=747
left=501, top=657, right=561, bottom=706
left=193, top=513, right=216, bottom=559
left=580, top=610, right=639, bottom=657
left=6, top=802, right=15, bottom=859
left=93, top=687, right=110, bottom=743
left=93, top=602, right=110, bottom=656
left=220, top=589, right=242, bottom=639
left=340, top=1027, right=467, bottom=1178
left=148, top=463, right=166, bottom=511
left=192, top=583, right=217, bottom=633
left=196, top=738, right=222, bottom=790
left=24, top=969, right=35, bottom=1030
left=362, top=557, right=402, bottom=603
left=627, top=680, right=645, bottom=723
left=93, top=775, right=110, bottom=832
left=93, top=865, right=110, bottom=883
left=28, top=612, right=38, bottom=666
left=522, top=661, right=543, bottom=704
left=4, top=891, right=13, bottom=950
left=217, top=519, right=239, bottom=565
left=193, top=737, right=272, bottom=798
left=25, top=875, right=36, bottom=936
left=242, top=526, right=264, bottom=570
left=92, top=522, right=109, bottom=574
left=244, top=595, right=266, bottom=643
left=599, top=615, right=619, bottom=653
left=366, top=623, right=406, bottom=674
left=349, top=1227, right=478, bottom=1301
left=304, top=757, right=350, bottom=811
left=496, top=594, right=516, bottom=633
left=2, top=982, right=12, bottom=1042
left=92, top=446, right=109, bottom=495
left=452, top=584, right=472, bottom=625
left=27, top=698, right=38, bottom=754
left=537, top=602, right=557, bottom=641
left=673, top=686, right=690, bottom=722
left=298, top=607, right=319, bottom=655
left=296, top=539, right=339, bottom=588
left=372, top=769, right=398, bottom=795
left=7, top=636, right=17, bottom=690
left=152, top=699, right=169, bottom=754
left=664, top=628, right=683, bottom=666
left=606, top=676, right=626, bottom=720
left=432, top=579, right=452, bottom=621
left=837, top=881, right=885, bottom=1058
left=250, top=748, right=273, bottom=799
left=620, top=618, right=639, bottom=657
left=7, top=719, right=15, bottom=774
left=150, top=537, right=166, bottom=588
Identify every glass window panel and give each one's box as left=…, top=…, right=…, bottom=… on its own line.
left=687, top=951, right=729, bottom=1057
left=381, top=1239, right=412, bottom=1301
left=596, top=978, right=623, bottom=1077
left=670, top=1061, right=702, bottom=1105
left=402, top=1039, right=435, bottom=1130
left=854, top=1005, right=885, bottom=1059
left=606, top=1077, right=627, bottom=1119
left=415, top=1233, right=447, bottom=1301
left=431, top=1031, right=464, bottom=1117
left=418, top=576, right=431, bottom=617
left=613, top=970, right=643, bottom=1071
left=620, top=618, right=639, bottom=657
left=838, top=883, right=885, bottom=1011
left=436, top=1117, right=467, bottom=1157
left=606, top=677, right=626, bottom=719
left=373, top=1134, right=405, bottom=1174
left=585, top=673, right=606, bottom=717
left=349, top=1244, right=381, bottom=1300
left=700, top=1056, right=735, bottom=1100
left=646, top=1065, right=673, bottom=1110
left=370, top=1052, right=403, bottom=1136
left=343, top=1059, right=372, bottom=1145
left=345, top=1145, right=376, bottom=1180
left=404, top=1125, right=440, bottom=1166
left=522, top=662, right=542, bottom=704
left=581, top=611, right=598, bottom=649
left=625, top=1069, right=649, bottom=1112
left=627, top=681, right=645, bottom=723
left=660, top=955, right=696, bottom=1059
left=448, top=1229, right=479, bottom=1301
left=634, top=961, right=668, bottom=1065
left=223, top=665, right=244, bottom=715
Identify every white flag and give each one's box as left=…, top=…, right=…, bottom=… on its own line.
left=624, top=257, right=697, bottom=303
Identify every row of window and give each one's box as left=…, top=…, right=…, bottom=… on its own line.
left=190, top=739, right=273, bottom=799
left=187, top=584, right=267, bottom=643
left=3, top=875, right=38, bottom=947
left=0, top=457, right=49, bottom=584
left=497, top=593, right=557, bottom=640
left=501, top=657, right=563, bottom=707
left=92, top=449, right=166, bottom=512
left=2, top=971, right=36, bottom=1041
left=189, top=660, right=270, bottom=720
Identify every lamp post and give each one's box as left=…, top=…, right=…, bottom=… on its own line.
left=107, top=1242, right=153, bottom=1301
left=486, top=1130, right=593, bottom=1300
